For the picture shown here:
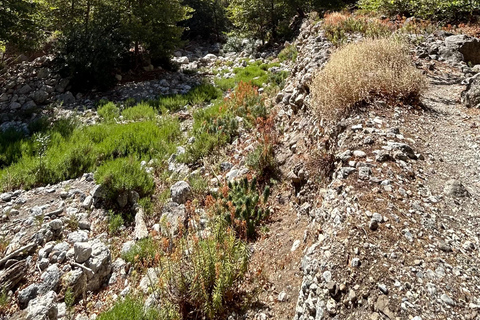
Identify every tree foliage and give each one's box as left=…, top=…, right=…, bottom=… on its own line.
left=182, top=0, right=230, bottom=39
left=359, top=0, right=480, bottom=20
left=0, top=0, right=38, bottom=49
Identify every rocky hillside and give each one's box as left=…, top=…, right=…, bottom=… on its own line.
left=1, top=13, right=480, bottom=320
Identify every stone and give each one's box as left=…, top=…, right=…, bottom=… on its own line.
left=278, top=291, right=287, bottom=302
left=38, top=264, right=62, bottom=295
left=62, top=269, right=87, bottom=300
left=177, top=56, right=189, bottom=64
left=372, top=213, right=383, bottom=223
left=67, top=230, right=88, bottom=243
left=37, top=68, right=50, bottom=79
left=170, top=181, right=191, bottom=204
left=160, top=202, right=187, bottom=236
left=10, top=101, right=21, bottom=109
left=117, top=191, right=129, bottom=208
left=438, top=241, right=453, bottom=252
left=376, top=150, right=391, bottom=162
left=444, top=179, right=469, bottom=197
left=26, top=290, right=57, bottom=320
left=0, top=192, right=12, bottom=202
left=48, top=219, right=63, bottom=232
left=462, top=74, right=480, bottom=108
left=353, top=150, right=366, bottom=158
left=378, top=283, right=388, bottom=294
left=134, top=207, right=149, bottom=240
left=291, top=240, right=301, bottom=252
left=18, top=284, right=39, bottom=309
left=81, top=196, right=92, bottom=209
left=441, top=293, right=455, bottom=306
left=369, top=219, right=379, bottom=231
left=121, top=240, right=135, bottom=256
left=84, top=240, right=112, bottom=291
left=74, top=242, right=93, bottom=263
left=32, top=90, right=49, bottom=104
left=201, top=53, right=217, bottom=62
left=139, top=268, right=159, bottom=294
left=387, top=142, right=416, bottom=159
left=18, top=84, right=33, bottom=94
left=57, top=91, right=75, bottom=105
left=351, top=258, right=360, bottom=267
left=358, top=166, right=371, bottom=180
left=444, top=35, right=480, bottom=65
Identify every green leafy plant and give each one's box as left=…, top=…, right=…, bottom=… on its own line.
left=278, top=44, right=298, bottom=62
left=154, top=83, right=221, bottom=112
left=97, top=296, right=159, bottom=320
left=108, top=211, right=124, bottom=234
left=218, top=177, right=270, bottom=239
left=122, top=103, right=157, bottom=121
left=0, top=119, right=180, bottom=191
left=95, top=157, right=155, bottom=204
left=156, top=218, right=249, bottom=319
left=98, top=102, right=120, bottom=123
left=121, top=237, right=157, bottom=266
left=64, top=286, right=75, bottom=320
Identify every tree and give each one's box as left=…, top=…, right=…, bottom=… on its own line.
left=0, top=0, right=38, bottom=50
left=227, top=0, right=288, bottom=43
left=122, top=0, right=192, bottom=61
left=182, top=0, right=230, bottom=40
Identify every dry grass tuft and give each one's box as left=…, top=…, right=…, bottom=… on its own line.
left=311, top=38, right=426, bottom=121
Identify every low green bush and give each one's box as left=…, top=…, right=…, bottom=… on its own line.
left=214, top=61, right=284, bottom=91
left=155, top=83, right=221, bottom=112
left=122, top=103, right=157, bottom=121
left=97, top=296, right=159, bottom=320
left=218, top=177, right=270, bottom=239
left=98, top=102, right=120, bottom=122
left=121, top=237, right=157, bottom=265
left=156, top=218, right=249, bottom=319
left=278, top=44, right=298, bottom=63
left=108, top=211, right=124, bottom=234
left=359, top=0, right=480, bottom=21
left=0, top=119, right=181, bottom=191
left=95, top=158, right=155, bottom=202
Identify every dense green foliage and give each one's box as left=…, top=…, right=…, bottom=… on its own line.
left=182, top=0, right=231, bottom=39
left=0, top=118, right=181, bottom=191
left=95, top=157, right=155, bottom=201
left=0, top=0, right=38, bottom=49
left=359, top=0, right=480, bottom=20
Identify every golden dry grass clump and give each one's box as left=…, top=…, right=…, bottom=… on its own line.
left=311, top=38, right=427, bottom=121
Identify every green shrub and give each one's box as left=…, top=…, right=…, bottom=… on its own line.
left=218, top=177, right=270, bottom=239
left=214, top=61, right=283, bottom=91
left=108, top=211, right=124, bottom=234
left=121, top=237, right=157, bottom=265
left=278, top=44, right=298, bottom=63
left=98, top=102, right=120, bottom=122
left=57, top=17, right=130, bottom=91
left=95, top=158, right=155, bottom=202
left=156, top=218, right=249, bottom=319
left=246, top=143, right=276, bottom=179
left=122, top=103, right=157, bottom=121
left=97, top=296, right=159, bottom=320
left=359, top=0, right=480, bottom=21
left=0, top=119, right=180, bottom=191
left=155, top=83, right=221, bottom=112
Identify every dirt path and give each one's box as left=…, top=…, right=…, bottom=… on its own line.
left=416, top=70, right=480, bottom=235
